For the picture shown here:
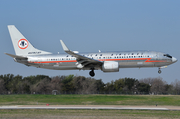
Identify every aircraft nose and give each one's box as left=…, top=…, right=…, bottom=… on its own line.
left=172, top=57, right=178, bottom=63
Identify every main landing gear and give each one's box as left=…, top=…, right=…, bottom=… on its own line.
left=158, top=68, right=162, bottom=74
left=89, top=68, right=95, bottom=77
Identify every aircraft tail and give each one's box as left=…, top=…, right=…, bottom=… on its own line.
left=7, top=25, right=52, bottom=56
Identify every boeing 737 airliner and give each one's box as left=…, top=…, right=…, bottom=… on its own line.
left=6, top=25, right=177, bottom=77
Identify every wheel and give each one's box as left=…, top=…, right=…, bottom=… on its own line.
left=158, top=70, right=161, bottom=74
left=89, top=70, right=95, bottom=77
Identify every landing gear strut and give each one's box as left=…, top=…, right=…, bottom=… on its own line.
left=89, top=69, right=95, bottom=77
left=158, top=68, right=162, bottom=74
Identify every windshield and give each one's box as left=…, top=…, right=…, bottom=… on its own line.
left=164, top=54, right=172, bottom=58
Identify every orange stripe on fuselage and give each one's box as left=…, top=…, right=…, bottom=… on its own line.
left=30, top=60, right=77, bottom=64
left=29, top=58, right=166, bottom=64
left=99, top=58, right=166, bottom=62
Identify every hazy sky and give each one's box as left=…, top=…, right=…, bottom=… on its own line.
left=0, top=0, right=179, bottom=84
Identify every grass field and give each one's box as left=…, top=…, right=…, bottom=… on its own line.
left=0, top=94, right=180, bottom=106
left=0, top=109, right=180, bottom=119
left=1, top=95, right=180, bottom=119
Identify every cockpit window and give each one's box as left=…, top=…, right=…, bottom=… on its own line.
left=164, top=54, right=172, bottom=58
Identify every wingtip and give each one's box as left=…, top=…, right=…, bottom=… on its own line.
left=7, top=25, right=15, bottom=28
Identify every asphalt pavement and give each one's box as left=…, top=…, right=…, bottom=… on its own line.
left=1, top=105, right=180, bottom=110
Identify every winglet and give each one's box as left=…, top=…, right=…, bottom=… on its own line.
left=60, top=40, right=69, bottom=51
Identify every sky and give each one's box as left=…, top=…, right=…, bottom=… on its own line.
left=0, top=0, right=179, bottom=84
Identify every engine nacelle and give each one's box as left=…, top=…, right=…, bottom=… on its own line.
left=102, top=61, right=119, bottom=72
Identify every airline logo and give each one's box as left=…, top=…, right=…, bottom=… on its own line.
left=18, top=39, right=28, bottom=49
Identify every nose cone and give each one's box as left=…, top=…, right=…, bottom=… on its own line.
left=172, top=57, right=178, bottom=63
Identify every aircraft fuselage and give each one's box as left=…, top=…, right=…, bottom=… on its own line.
left=15, top=51, right=176, bottom=71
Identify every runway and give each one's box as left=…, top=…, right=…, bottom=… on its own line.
left=1, top=105, right=180, bottom=110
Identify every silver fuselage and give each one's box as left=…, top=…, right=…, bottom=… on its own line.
left=14, top=51, right=177, bottom=71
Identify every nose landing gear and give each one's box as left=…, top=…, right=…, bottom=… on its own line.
left=158, top=68, right=162, bottom=74
left=89, top=69, right=95, bottom=77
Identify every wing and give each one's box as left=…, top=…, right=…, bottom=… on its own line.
left=60, top=40, right=102, bottom=69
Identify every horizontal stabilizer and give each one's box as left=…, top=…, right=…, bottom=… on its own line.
left=5, top=53, right=27, bottom=59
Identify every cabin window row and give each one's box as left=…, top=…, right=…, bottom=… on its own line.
left=45, top=55, right=150, bottom=61
left=47, top=58, right=76, bottom=61
left=82, top=53, right=146, bottom=57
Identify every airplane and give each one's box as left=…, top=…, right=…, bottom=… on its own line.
left=5, top=25, right=178, bottom=77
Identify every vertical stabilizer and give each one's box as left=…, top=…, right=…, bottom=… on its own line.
left=8, top=25, right=52, bottom=56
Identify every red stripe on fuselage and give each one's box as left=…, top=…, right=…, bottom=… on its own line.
left=99, top=58, right=166, bottom=62
left=30, top=60, right=77, bottom=64
left=29, top=58, right=166, bottom=64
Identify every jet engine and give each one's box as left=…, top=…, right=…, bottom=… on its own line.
left=102, top=61, right=119, bottom=72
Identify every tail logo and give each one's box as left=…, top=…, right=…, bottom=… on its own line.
left=18, top=39, right=28, bottom=49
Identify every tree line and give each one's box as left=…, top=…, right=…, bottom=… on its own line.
left=0, top=74, right=179, bottom=95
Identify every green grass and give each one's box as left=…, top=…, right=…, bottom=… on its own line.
left=0, top=94, right=180, bottom=106
left=0, top=109, right=180, bottom=119
left=1, top=95, right=180, bottom=118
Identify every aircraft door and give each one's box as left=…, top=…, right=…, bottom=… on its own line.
left=156, top=53, right=160, bottom=60
left=154, top=52, right=160, bottom=67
